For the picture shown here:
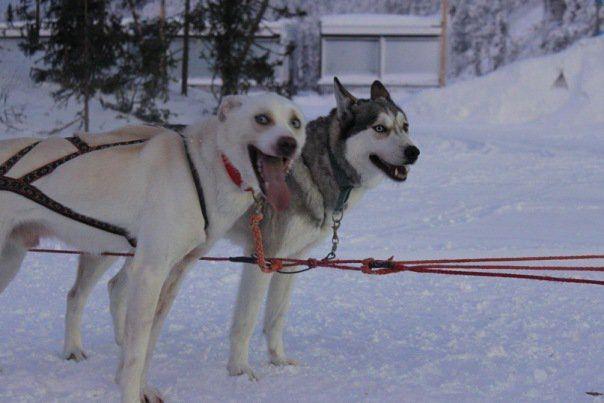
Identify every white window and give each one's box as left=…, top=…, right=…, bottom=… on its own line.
left=323, top=37, right=380, bottom=76
left=319, top=14, right=442, bottom=88
left=384, top=37, right=439, bottom=76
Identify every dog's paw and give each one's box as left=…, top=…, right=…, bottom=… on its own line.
left=63, top=347, right=88, bottom=362
left=227, top=361, right=258, bottom=381
left=141, top=385, right=164, bottom=403
left=270, top=355, right=299, bottom=367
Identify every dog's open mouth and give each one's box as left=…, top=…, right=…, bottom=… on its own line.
left=369, top=154, right=407, bottom=182
left=248, top=145, right=292, bottom=211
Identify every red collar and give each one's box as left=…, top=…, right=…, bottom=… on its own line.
left=221, top=153, right=253, bottom=192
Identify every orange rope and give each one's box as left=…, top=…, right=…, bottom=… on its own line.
left=26, top=248, right=604, bottom=285
left=249, top=208, right=283, bottom=273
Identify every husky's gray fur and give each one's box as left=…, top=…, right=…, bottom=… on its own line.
left=226, top=79, right=419, bottom=379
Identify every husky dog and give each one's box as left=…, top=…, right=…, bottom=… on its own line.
left=226, top=79, right=419, bottom=379
left=0, top=93, right=306, bottom=402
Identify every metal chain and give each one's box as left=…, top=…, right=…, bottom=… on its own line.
left=252, top=191, right=264, bottom=215
left=324, top=209, right=344, bottom=260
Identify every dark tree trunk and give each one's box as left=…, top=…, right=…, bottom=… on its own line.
left=83, top=0, right=90, bottom=131
left=596, top=1, right=602, bottom=37
left=181, top=0, right=190, bottom=96
left=35, top=0, right=40, bottom=32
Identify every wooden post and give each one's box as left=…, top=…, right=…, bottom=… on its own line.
left=439, top=0, right=448, bottom=87
left=181, top=0, right=190, bottom=95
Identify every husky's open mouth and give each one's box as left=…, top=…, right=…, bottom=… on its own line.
left=248, top=145, right=292, bottom=211
left=369, top=154, right=407, bottom=182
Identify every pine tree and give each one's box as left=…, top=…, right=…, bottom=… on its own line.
left=102, top=5, right=179, bottom=124
left=19, top=0, right=124, bottom=131
left=191, top=0, right=305, bottom=104
left=5, top=4, right=14, bottom=25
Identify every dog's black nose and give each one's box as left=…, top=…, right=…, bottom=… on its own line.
left=404, top=145, right=420, bottom=163
left=276, top=136, right=297, bottom=158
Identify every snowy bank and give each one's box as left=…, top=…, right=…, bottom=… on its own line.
left=407, top=36, right=604, bottom=126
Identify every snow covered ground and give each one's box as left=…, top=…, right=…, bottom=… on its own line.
left=1, top=38, right=603, bottom=401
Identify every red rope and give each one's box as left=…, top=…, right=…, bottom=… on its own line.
left=27, top=248, right=604, bottom=286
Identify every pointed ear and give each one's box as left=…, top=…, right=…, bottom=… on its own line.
left=333, top=77, right=357, bottom=121
left=218, top=95, right=242, bottom=122
left=370, top=80, right=391, bottom=101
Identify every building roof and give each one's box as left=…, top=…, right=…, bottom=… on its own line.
left=320, top=13, right=441, bottom=36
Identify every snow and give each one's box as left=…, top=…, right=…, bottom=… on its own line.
left=508, top=1, right=544, bottom=40
left=320, top=13, right=440, bottom=27
left=409, top=37, right=604, bottom=125
left=1, top=37, right=604, bottom=401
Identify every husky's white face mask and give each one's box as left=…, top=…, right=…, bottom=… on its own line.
left=216, top=93, right=306, bottom=211
left=333, top=79, right=419, bottom=187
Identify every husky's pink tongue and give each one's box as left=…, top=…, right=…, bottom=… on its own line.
left=260, top=155, right=290, bottom=211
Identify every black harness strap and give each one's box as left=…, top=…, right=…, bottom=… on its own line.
left=0, top=141, right=41, bottom=176
left=0, top=134, right=210, bottom=247
left=0, top=175, right=137, bottom=247
left=20, top=138, right=146, bottom=184
left=327, top=145, right=354, bottom=213
left=180, top=134, right=210, bottom=230
left=66, top=136, right=92, bottom=152
left=0, top=136, right=145, bottom=247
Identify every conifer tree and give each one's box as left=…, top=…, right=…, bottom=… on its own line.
left=19, top=0, right=124, bottom=131
left=102, top=0, right=178, bottom=123
left=5, top=4, right=14, bottom=25
left=191, top=0, right=305, bottom=104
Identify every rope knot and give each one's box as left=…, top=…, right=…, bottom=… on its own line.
left=269, top=258, right=284, bottom=272
left=361, top=258, right=375, bottom=274
left=307, top=258, right=319, bottom=269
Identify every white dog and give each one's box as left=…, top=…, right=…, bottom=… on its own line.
left=0, top=93, right=306, bottom=402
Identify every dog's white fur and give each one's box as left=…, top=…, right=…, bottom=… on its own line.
left=0, top=93, right=306, bottom=401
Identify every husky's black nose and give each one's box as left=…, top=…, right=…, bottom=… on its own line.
left=276, top=136, right=297, bottom=158
left=405, top=145, right=420, bottom=163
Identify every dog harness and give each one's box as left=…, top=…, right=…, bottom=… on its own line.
left=326, top=146, right=353, bottom=214
left=0, top=134, right=210, bottom=247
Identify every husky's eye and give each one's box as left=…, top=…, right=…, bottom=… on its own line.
left=255, top=114, right=271, bottom=125
left=403, top=122, right=409, bottom=132
left=373, top=124, right=387, bottom=134
left=290, top=117, right=301, bottom=129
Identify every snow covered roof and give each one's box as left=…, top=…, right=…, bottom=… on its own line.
left=320, top=14, right=441, bottom=36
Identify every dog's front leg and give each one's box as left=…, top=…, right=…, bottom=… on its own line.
left=64, top=254, right=118, bottom=361
left=228, top=259, right=273, bottom=380
left=263, top=246, right=315, bottom=367
left=264, top=270, right=298, bottom=366
left=118, top=257, right=171, bottom=403
left=139, top=254, right=198, bottom=398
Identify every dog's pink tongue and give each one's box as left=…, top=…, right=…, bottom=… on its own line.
left=261, top=155, right=290, bottom=212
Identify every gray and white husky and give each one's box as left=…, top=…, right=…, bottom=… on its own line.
left=226, top=78, right=419, bottom=379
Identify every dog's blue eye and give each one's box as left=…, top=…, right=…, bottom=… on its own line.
left=290, top=118, right=301, bottom=129
left=255, top=114, right=270, bottom=125
left=373, top=125, right=386, bottom=133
